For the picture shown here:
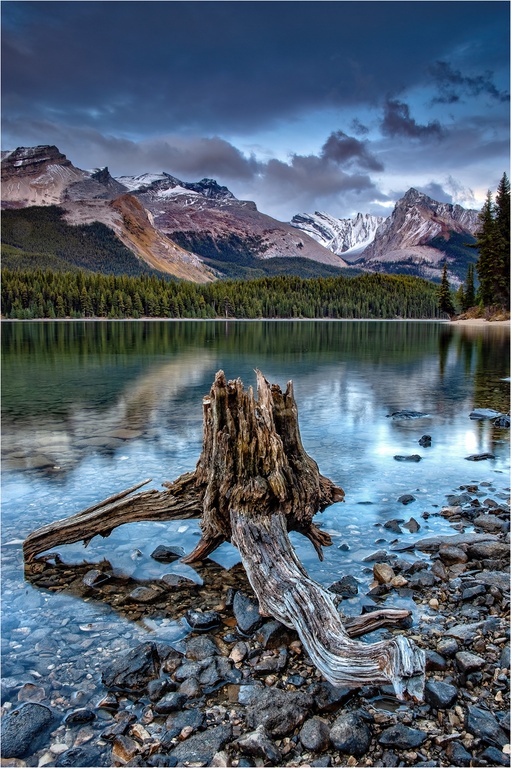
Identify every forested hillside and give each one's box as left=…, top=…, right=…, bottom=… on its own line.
left=2, top=269, right=442, bottom=319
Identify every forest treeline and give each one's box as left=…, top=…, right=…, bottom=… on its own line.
left=1, top=268, right=442, bottom=319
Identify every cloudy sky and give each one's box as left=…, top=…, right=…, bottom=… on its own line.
left=2, top=1, right=509, bottom=220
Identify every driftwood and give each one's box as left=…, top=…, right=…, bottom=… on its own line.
left=23, top=369, right=425, bottom=700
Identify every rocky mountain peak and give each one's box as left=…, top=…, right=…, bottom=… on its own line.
left=1, top=145, right=73, bottom=179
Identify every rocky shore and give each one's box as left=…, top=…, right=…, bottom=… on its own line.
left=1, top=482, right=510, bottom=768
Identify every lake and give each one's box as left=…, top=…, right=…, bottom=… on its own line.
left=1, top=320, right=509, bottom=702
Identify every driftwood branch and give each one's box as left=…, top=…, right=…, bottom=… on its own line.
left=23, top=369, right=425, bottom=699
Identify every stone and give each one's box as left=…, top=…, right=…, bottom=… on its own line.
left=16, top=682, right=46, bottom=702
left=425, top=650, right=447, bottom=672
left=403, top=517, right=420, bottom=532
left=328, top=575, right=359, bottom=597
left=373, top=562, right=395, bottom=584
left=465, top=452, right=496, bottom=461
left=233, top=591, right=264, bottom=635
left=185, top=635, right=218, bottom=661
left=398, top=494, right=416, bottom=505
left=455, top=651, right=485, bottom=673
left=469, top=408, right=502, bottom=420
left=418, top=435, right=432, bottom=446
left=255, top=620, right=294, bottom=649
left=102, top=642, right=160, bottom=692
left=408, top=569, right=436, bottom=588
left=83, top=568, right=110, bottom=588
left=112, top=734, right=139, bottom=763
left=465, top=705, right=508, bottom=748
left=384, top=519, right=403, bottom=533
left=162, top=710, right=205, bottom=743
left=493, top=415, right=511, bottom=428
left=499, top=644, right=510, bottom=669
left=153, top=692, right=187, bottom=714
left=461, top=584, right=486, bottom=600
left=387, top=410, right=429, bottom=420
left=299, top=717, right=331, bottom=752
left=55, top=747, right=103, bottom=767
left=436, top=638, right=458, bottom=657
left=1, top=702, right=55, bottom=758
left=230, top=641, right=249, bottom=662
left=178, top=675, right=201, bottom=698
left=473, top=515, right=508, bottom=533
left=467, top=541, right=509, bottom=560
left=438, top=544, right=468, bottom=564
left=236, top=725, right=282, bottom=764
left=151, top=545, right=185, bottom=562
left=245, top=688, right=314, bottom=737
left=424, top=680, right=457, bottom=709
left=169, top=724, right=232, bottom=765
left=147, top=677, right=177, bottom=702
left=128, top=586, right=162, bottom=603
left=160, top=573, right=197, bottom=589
left=394, top=454, right=421, bottom=462
left=329, top=711, right=371, bottom=757
left=446, top=741, right=472, bottom=766
left=184, top=609, right=221, bottom=631
left=310, top=681, right=353, bottom=712
left=378, top=723, right=427, bottom=749
left=64, top=708, right=96, bottom=725
left=479, top=746, right=510, bottom=765
left=416, top=532, right=499, bottom=552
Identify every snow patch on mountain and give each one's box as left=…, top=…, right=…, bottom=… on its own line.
left=290, top=211, right=386, bottom=257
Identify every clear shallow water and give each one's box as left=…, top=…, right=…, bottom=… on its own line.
left=1, top=320, right=510, bottom=694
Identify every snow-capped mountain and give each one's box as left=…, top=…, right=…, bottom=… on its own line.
left=291, top=211, right=386, bottom=261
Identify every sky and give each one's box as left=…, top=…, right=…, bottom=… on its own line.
left=2, top=1, right=510, bottom=221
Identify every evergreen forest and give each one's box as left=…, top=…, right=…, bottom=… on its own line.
left=1, top=269, right=442, bottom=320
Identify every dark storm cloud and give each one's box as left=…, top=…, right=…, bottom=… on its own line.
left=430, top=61, right=510, bottom=104
left=2, top=1, right=509, bottom=135
left=381, top=100, right=444, bottom=139
left=321, top=131, right=383, bottom=172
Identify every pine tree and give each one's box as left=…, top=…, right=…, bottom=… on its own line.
left=438, top=262, right=455, bottom=317
left=462, top=264, right=476, bottom=310
left=475, top=191, right=497, bottom=307
left=494, top=172, right=510, bottom=308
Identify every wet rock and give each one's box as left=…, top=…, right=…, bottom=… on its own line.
left=418, top=435, right=432, bottom=447
left=416, top=531, right=499, bottom=552
left=384, top=519, right=404, bottom=533
left=328, top=575, right=359, bottom=597
left=493, top=414, right=511, bottom=428
left=153, top=692, right=187, bottom=714
left=373, top=562, right=396, bottom=584
left=461, top=584, right=486, bottom=600
left=439, top=544, right=468, bottom=564
left=329, top=711, right=371, bottom=756
left=255, top=620, right=294, bottom=649
left=465, top=705, right=508, bottom=747
left=151, top=545, right=185, bottom=562
left=378, top=723, right=427, bottom=749
left=479, top=746, right=510, bottom=765
left=128, top=586, right=163, bottom=603
left=310, top=757, right=332, bottom=767
left=394, top=454, right=421, bottom=462
left=436, top=637, right=459, bottom=657
left=236, top=725, right=282, bottom=764
left=397, top=494, right=416, bottom=505
left=446, top=740, right=472, bottom=766
left=469, top=408, right=502, bottom=420
left=233, top=591, right=264, bottom=635
left=409, top=569, right=437, bottom=588
left=499, top=643, right=510, bottom=668
left=83, top=569, right=110, bottom=588
left=184, top=609, right=221, bottom=631
left=473, top=514, right=509, bottom=533
left=363, top=549, right=389, bottom=562
left=465, top=452, right=496, bottom=461
left=147, top=677, right=177, bottom=702
left=424, top=680, right=457, bottom=708
left=467, top=540, right=509, bottom=560
left=162, top=710, right=205, bottom=742
left=112, top=734, right=139, bottom=763
left=402, top=517, right=420, bottom=532
left=456, top=651, right=485, bottom=673
left=245, top=688, right=314, bottom=737
left=387, top=410, right=429, bottom=420
left=16, top=682, right=46, bottom=702
left=160, top=573, right=197, bottom=589
left=147, top=756, right=178, bottom=767
left=446, top=492, right=473, bottom=506
left=300, top=716, right=330, bottom=752
left=178, top=675, right=201, bottom=698
left=169, top=724, right=232, bottom=765
left=174, top=660, right=206, bottom=681
left=425, top=650, right=447, bottom=671
left=55, top=746, right=105, bottom=767
left=102, top=642, right=160, bottom=692
left=185, top=635, right=218, bottom=661
left=1, top=702, right=55, bottom=758
left=310, top=681, right=353, bottom=712
left=64, top=707, right=96, bottom=725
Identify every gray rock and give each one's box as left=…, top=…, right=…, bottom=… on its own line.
left=161, top=709, right=205, bottom=743
left=436, top=637, right=459, bottom=657
left=425, top=650, right=447, bottom=671
left=178, top=676, right=201, bottom=698
left=151, top=545, right=185, bottom=562
left=397, top=494, right=416, bottom=505
left=416, top=531, right=499, bottom=552
left=465, top=705, right=508, bottom=747
left=479, top=746, right=510, bottom=765
left=493, top=415, right=511, bottom=428
left=499, top=643, right=510, bottom=669
left=233, top=591, right=264, bottom=635
left=394, top=454, right=421, bottom=462
left=153, top=692, right=187, bottom=714
left=425, top=680, right=457, bottom=709
left=83, top=568, right=110, bottom=588
left=169, top=724, right=232, bottom=764
left=378, top=723, right=427, bottom=749
left=1, top=702, right=55, bottom=758
left=147, top=677, right=177, bottom=702
left=55, top=746, right=105, bottom=767
left=439, top=544, right=468, bottom=564
left=185, top=635, right=218, bottom=660
left=403, top=517, right=420, bottom=532
left=446, top=740, right=472, bottom=766
left=328, top=575, right=359, bottom=597
left=310, top=681, right=353, bottom=712
left=299, top=717, right=331, bottom=752
left=473, top=515, right=509, bottom=533
left=185, top=608, right=221, bottom=631
left=255, top=620, right=294, bottom=649
left=384, top=519, right=404, bottom=533
left=245, top=688, right=314, bottom=737
left=387, top=410, right=429, bottom=420
left=446, top=617, right=501, bottom=642
left=469, top=408, right=502, bottom=420
left=64, top=707, right=96, bottom=725
left=329, top=711, right=371, bottom=756
left=418, top=435, right=432, bottom=446
left=456, top=651, right=485, bottom=673
left=102, top=642, right=160, bottom=692
left=408, top=569, right=436, bottom=588
left=236, top=724, right=282, bottom=764
left=467, top=540, right=509, bottom=560
left=129, top=586, right=162, bottom=603
left=461, top=584, right=486, bottom=600
left=465, top=452, right=496, bottom=461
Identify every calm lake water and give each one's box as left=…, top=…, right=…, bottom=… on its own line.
left=1, top=320, right=510, bottom=704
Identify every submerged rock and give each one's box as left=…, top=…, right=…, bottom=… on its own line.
left=102, top=642, right=160, bottom=692
left=1, top=702, right=55, bottom=758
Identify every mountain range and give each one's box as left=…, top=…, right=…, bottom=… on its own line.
left=1, top=144, right=481, bottom=284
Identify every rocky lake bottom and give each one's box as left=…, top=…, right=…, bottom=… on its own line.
left=1, top=474, right=510, bottom=768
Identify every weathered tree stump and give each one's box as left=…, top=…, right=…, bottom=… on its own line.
left=23, top=369, right=425, bottom=699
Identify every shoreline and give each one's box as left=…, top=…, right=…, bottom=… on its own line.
left=2, top=316, right=510, bottom=326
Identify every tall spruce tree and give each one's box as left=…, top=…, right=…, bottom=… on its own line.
left=438, top=262, right=455, bottom=317
left=475, top=174, right=510, bottom=310
left=463, top=263, right=476, bottom=309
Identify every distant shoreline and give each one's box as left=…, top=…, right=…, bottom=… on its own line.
left=1, top=317, right=510, bottom=326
